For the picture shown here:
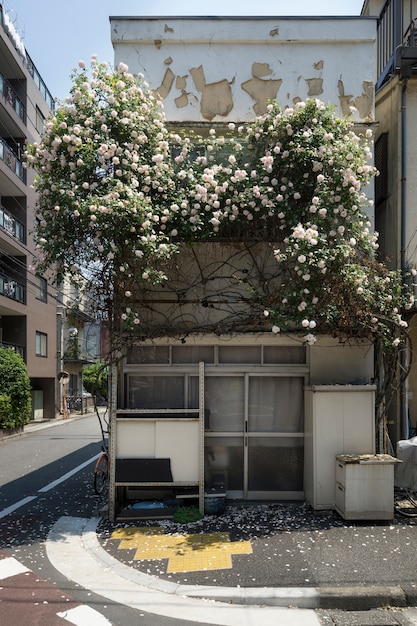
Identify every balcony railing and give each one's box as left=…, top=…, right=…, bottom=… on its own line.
left=0, top=274, right=25, bottom=303
left=0, top=73, right=25, bottom=122
left=376, top=0, right=417, bottom=90
left=0, top=5, right=54, bottom=112
left=0, top=205, right=25, bottom=242
left=0, top=138, right=24, bottom=181
left=0, top=341, right=25, bottom=359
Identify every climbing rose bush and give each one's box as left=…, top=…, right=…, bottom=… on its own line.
left=26, top=57, right=179, bottom=295
left=26, top=59, right=414, bottom=347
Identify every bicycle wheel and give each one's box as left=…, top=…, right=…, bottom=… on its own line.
left=93, top=454, right=108, bottom=495
left=394, top=489, right=417, bottom=517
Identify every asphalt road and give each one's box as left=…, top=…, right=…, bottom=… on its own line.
left=1, top=416, right=417, bottom=626
left=0, top=414, right=216, bottom=626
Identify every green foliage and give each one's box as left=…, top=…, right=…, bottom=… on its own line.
left=25, top=59, right=414, bottom=352
left=0, top=348, right=32, bottom=429
left=83, top=361, right=108, bottom=401
left=172, top=506, right=203, bottom=523
left=0, top=394, right=14, bottom=429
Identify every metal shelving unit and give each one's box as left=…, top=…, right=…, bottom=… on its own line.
left=108, top=362, right=205, bottom=522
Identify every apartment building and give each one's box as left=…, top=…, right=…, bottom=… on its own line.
left=361, top=0, right=417, bottom=440
left=0, top=3, right=57, bottom=419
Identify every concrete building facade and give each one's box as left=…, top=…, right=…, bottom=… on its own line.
left=0, top=3, right=57, bottom=419
left=105, top=15, right=381, bottom=518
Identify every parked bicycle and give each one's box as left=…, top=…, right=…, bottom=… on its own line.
left=93, top=407, right=109, bottom=495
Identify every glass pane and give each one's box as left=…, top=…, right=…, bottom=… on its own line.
left=249, top=377, right=304, bottom=433
left=172, top=345, right=214, bottom=363
left=263, top=345, right=306, bottom=364
left=248, top=437, right=304, bottom=491
left=219, top=345, right=261, bottom=364
left=203, top=376, right=244, bottom=432
left=127, top=376, right=184, bottom=408
left=126, top=346, right=170, bottom=364
left=205, top=436, right=244, bottom=491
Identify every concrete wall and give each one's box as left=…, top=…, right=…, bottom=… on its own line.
left=111, top=16, right=377, bottom=124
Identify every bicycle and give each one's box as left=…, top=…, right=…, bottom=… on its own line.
left=93, top=407, right=109, bottom=495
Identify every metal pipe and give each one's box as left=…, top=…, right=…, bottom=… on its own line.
left=400, top=75, right=409, bottom=440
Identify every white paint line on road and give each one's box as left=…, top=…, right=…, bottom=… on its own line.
left=38, top=454, right=99, bottom=492
left=0, top=495, right=38, bottom=520
left=47, top=516, right=322, bottom=626
left=57, top=605, right=112, bottom=625
left=0, top=556, right=30, bottom=579
left=0, top=454, right=99, bottom=519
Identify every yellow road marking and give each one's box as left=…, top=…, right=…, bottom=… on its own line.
left=111, top=527, right=252, bottom=573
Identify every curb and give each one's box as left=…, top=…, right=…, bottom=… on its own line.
left=82, top=517, right=416, bottom=611
left=317, top=585, right=407, bottom=610
left=0, top=411, right=96, bottom=441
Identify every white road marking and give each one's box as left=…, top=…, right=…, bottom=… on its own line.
left=0, top=496, right=38, bottom=520
left=38, top=454, right=99, bottom=492
left=57, top=604, right=112, bottom=625
left=0, top=454, right=99, bottom=519
left=0, top=556, right=29, bottom=579
left=47, top=516, right=322, bottom=626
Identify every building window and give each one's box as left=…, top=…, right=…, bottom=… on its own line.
left=375, top=132, right=388, bottom=206
left=35, top=331, right=47, bottom=357
left=35, top=106, right=45, bottom=134
left=37, top=276, right=47, bottom=302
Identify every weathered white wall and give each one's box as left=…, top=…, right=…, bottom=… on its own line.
left=111, top=16, right=376, bottom=123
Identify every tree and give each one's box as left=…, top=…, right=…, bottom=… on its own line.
left=0, top=347, right=32, bottom=429
left=83, top=361, right=108, bottom=403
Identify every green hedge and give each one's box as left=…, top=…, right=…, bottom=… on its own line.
left=0, top=347, right=32, bottom=429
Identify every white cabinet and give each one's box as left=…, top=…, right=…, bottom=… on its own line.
left=335, top=454, right=398, bottom=520
left=304, top=385, right=375, bottom=510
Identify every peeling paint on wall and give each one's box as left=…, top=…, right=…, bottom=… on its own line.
left=153, top=67, right=175, bottom=99
left=174, top=75, right=190, bottom=109
left=241, top=63, right=282, bottom=115
left=190, top=65, right=234, bottom=120
left=306, top=77, right=324, bottom=97
left=112, top=16, right=376, bottom=123
left=338, top=79, right=374, bottom=120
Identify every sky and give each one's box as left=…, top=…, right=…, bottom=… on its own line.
left=5, top=0, right=365, bottom=102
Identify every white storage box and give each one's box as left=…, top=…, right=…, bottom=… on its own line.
left=335, top=454, right=399, bottom=520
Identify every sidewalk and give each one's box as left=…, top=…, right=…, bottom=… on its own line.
left=17, top=415, right=417, bottom=614
left=94, top=501, right=417, bottom=611
left=0, top=409, right=101, bottom=441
